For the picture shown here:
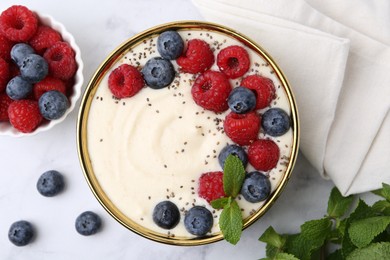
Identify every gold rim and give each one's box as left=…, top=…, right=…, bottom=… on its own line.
left=77, top=20, right=299, bottom=246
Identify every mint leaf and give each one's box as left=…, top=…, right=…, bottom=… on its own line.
left=382, top=183, right=390, bottom=201
left=260, top=255, right=300, bottom=260
left=300, top=218, right=333, bottom=247
left=259, top=226, right=286, bottom=249
left=342, top=232, right=358, bottom=259
left=265, top=244, right=280, bottom=258
left=372, top=200, right=390, bottom=215
left=372, top=183, right=390, bottom=201
left=327, top=187, right=354, bottom=218
left=284, top=234, right=311, bottom=260
left=219, top=199, right=243, bottom=245
left=329, top=218, right=347, bottom=244
left=348, top=199, right=378, bottom=223
left=327, top=249, right=343, bottom=260
left=284, top=218, right=332, bottom=260
left=211, top=197, right=230, bottom=209
left=273, top=253, right=300, bottom=260
left=342, top=199, right=378, bottom=257
left=348, top=216, right=390, bottom=248
left=223, top=154, right=246, bottom=197
left=296, top=218, right=332, bottom=259
left=346, top=242, right=390, bottom=260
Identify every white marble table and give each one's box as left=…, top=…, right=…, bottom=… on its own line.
left=0, top=0, right=373, bottom=259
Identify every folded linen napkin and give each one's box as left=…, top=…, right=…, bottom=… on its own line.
left=192, top=0, right=390, bottom=195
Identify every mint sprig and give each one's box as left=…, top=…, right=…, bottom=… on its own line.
left=259, top=182, right=390, bottom=259
left=211, top=154, right=245, bottom=245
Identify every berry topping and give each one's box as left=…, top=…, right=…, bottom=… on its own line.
left=223, top=111, right=260, bottom=146
left=20, top=53, right=48, bottom=83
left=38, top=90, right=69, bottom=120
left=36, top=170, right=65, bottom=197
left=248, top=139, right=280, bottom=171
left=0, top=34, right=13, bottom=61
left=184, top=206, right=213, bottom=236
left=8, top=99, right=42, bottom=133
left=198, top=171, right=225, bottom=203
left=141, top=57, right=175, bottom=89
left=0, top=93, right=13, bottom=121
left=157, top=30, right=184, bottom=60
left=0, top=5, right=38, bottom=42
left=191, top=70, right=231, bottom=112
left=6, top=75, right=33, bottom=100
left=240, top=75, right=275, bottom=109
left=33, top=76, right=66, bottom=100
left=29, top=25, right=62, bottom=54
left=177, top=39, right=214, bottom=74
left=262, top=107, right=291, bottom=136
left=152, top=201, right=180, bottom=229
left=108, top=64, right=144, bottom=98
left=75, top=211, right=102, bottom=236
left=10, top=43, right=35, bottom=67
left=217, top=45, right=250, bottom=79
left=218, top=144, right=248, bottom=169
left=240, top=171, right=271, bottom=203
left=8, top=220, right=34, bottom=247
left=227, top=86, right=256, bottom=114
left=43, top=41, right=76, bottom=80
left=0, top=57, right=10, bottom=92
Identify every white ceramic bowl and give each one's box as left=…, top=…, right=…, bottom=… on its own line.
left=0, top=11, right=83, bottom=137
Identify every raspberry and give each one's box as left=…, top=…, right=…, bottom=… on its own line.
left=0, top=93, right=13, bottom=121
left=0, top=34, right=13, bottom=61
left=8, top=62, right=20, bottom=78
left=0, top=5, right=38, bottom=42
left=64, top=78, right=75, bottom=97
left=44, top=42, right=77, bottom=80
left=0, top=57, right=10, bottom=92
left=177, top=39, right=214, bottom=74
left=198, top=171, right=225, bottom=203
left=240, top=75, right=276, bottom=109
left=248, top=139, right=280, bottom=171
left=8, top=99, right=42, bottom=133
left=191, top=70, right=231, bottom=112
left=223, top=111, right=260, bottom=146
left=33, top=77, right=66, bottom=100
left=217, top=45, right=250, bottom=79
left=108, top=64, right=144, bottom=99
left=29, top=25, right=62, bottom=54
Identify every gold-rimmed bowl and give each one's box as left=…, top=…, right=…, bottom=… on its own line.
left=77, top=21, right=299, bottom=246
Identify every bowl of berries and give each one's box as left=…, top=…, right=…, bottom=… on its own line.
left=0, top=5, right=83, bottom=136
left=77, top=21, right=299, bottom=245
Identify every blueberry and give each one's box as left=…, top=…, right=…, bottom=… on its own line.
left=11, top=43, right=35, bottom=67
left=20, top=54, right=48, bottom=83
left=157, top=31, right=184, bottom=60
left=184, top=206, right=213, bottom=236
left=75, top=211, right=102, bottom=236
left=36, top=170, right=65, bottom=197
left=6, top=76, right=33, bottom=100
left=8, top=220, right=34, bottom=246
left=240, top=171, right=271, bottom=203
left=141, top=57, right=175, bottom=89
left=228, top=87, right=256, bottom=114
left=218, top=144, right=248, bottom=169
left=38, top=90, right=69, bottom=120
left=262, top=108, right=290, bottom=136
left=152, top=201, right=180, bottom=229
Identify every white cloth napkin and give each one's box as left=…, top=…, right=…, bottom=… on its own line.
left=192, top=0, right=390, bottom=195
